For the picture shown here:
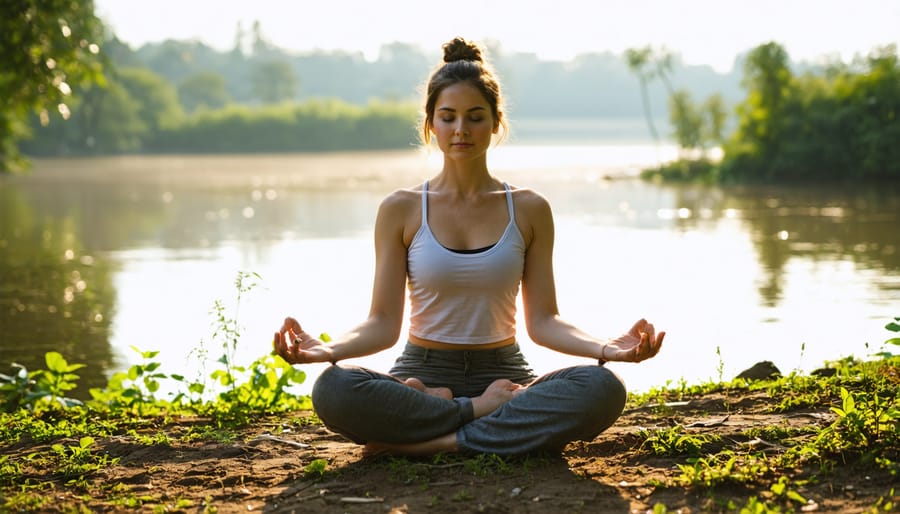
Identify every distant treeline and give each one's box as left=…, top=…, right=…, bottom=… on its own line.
left=21, top=28, right=749, bottom=157
left=17, top=24, right=900, bottom=183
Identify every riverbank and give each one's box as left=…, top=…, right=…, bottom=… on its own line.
left=2, top=345, right=897, bottom=513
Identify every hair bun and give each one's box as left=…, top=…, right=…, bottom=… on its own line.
left=442, top=37, right=483, bottom=63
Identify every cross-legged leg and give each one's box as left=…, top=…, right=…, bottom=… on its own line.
left=456, top=365, right=626, bottom=455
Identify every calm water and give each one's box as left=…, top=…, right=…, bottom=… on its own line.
left=1, top=145, right=898, bottom=398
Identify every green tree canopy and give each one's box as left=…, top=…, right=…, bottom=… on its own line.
left=721, top=42, right=900, bottom=181
left=251, top=60, right=298, bottom=104
left=177, top=72, right=231, bottom=112
left=116, top=68, right=184, bottom=132
left=0, top=0, right=105, bottom=172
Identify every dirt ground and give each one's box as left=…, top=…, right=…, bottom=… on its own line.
left=5, top=389, right=898, bottom=513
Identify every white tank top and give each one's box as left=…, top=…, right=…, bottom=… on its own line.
left=407, top=181, right=526, bottom=344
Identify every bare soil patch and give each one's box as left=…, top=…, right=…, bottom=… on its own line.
left=4, top=389, right=897, bottom=513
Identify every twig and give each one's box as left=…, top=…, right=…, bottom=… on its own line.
left=249, top=434, right=311, bottom=448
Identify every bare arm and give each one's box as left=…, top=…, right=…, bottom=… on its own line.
left=519, top=190, right=664, bottom=363
left=274, top=191, right=410, bottom=364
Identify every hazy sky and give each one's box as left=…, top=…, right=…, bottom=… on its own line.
left=94, top=0, right=900, bottom=72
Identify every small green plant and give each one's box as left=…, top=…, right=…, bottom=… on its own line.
left=50, top=436, right=119, bottom=480
left=715, top=345, right=725, bottom=383
left=0, top=454, right=21, bottom=486
left=464, top=452, right=513, bottom=476
left=814, top=385, right=900, bottom=455
left=638, top=425, right=721, bottom=457
left=304, top=458, right=328, bottom=478
left=676, top=451, right=772, bottom=488
left=0, top=353, right=85, bottom=412
left=738, top=496, right=784, bottom=513
left=884, top=317, right=900, bottom=346
left=89, top=346, right=171, bottom=414
left=769, top=476, right=807, bottom=504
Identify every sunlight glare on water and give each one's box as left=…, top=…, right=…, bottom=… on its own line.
left=4, top=143, right=898, bottom=399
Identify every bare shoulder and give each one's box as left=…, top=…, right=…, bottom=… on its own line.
left=509, top=185, right=553, bottom=218
left=508, top=185, right=553, bottom=245
left=376, top=186, right=423, bottom=244
left=377, top=186, right=422, bottom=217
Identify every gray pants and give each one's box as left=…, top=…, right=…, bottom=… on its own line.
left=311, top=343, right=627, bottom=455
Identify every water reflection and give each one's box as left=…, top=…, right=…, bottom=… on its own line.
left=0, top=185, right=115, bottom=397
left=1, top=153, right=898, bottom=397
left=662, top=183, right=900, bottom=306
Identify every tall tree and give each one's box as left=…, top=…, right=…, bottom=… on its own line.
left=0, top=0, right=105, bottom=172
left=625, top=47, right=660, bottom=144
left=625, top=46, right=676, bottom=150
left=724, top=42, right=794, bottom=179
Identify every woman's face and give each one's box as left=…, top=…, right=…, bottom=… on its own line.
left=430, top=82, right=499, bottom=161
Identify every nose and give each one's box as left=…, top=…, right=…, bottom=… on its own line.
left=454, top=120, right=468, bottom=136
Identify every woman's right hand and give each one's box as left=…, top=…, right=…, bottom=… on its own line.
left=273, top=317, right=334, bottom=364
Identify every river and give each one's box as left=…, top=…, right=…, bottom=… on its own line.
left=1, top=143, right=898, bottom=398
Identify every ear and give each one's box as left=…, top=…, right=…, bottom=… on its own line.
left=492, top=117, right=501, bottom=135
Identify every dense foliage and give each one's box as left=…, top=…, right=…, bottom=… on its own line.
left=720, top=43, right=900, bottom=181
left=0, top=0, right=105, bottom=172
left=645, top=42, right=900, bottom=182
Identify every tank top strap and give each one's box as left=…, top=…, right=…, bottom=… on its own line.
left=503, top=182, right=514, bottom=219
left=421, top=180, right=430, bottom=227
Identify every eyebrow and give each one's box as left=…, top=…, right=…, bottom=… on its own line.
left=437, top=106, right=488, bottom=113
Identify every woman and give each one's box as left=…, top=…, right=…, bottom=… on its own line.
left=274, top=37, right=664, bottom=457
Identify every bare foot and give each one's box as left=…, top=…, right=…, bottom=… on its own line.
left=471, top=379, right=525, bottom=418
left=403, top=377, right=453, bottom=400
left=363, top=432, right=458, bottom=457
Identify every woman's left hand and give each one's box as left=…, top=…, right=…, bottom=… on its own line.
left=602, top=318, right=665, bottom=363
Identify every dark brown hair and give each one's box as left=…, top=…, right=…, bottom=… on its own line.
left=420, top=37, right=508, bottom=146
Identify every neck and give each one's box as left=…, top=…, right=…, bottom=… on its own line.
left=434, top=157, right=496, bottom=195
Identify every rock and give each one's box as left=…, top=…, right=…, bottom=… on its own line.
left=735, top=361, right=781, bottom=380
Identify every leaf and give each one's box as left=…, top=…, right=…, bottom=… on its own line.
left=320, top=332, right=332, bottom=343
left=787, top=490, right=807, bottom=503
left=886, top=322, right=900, bottom=332
left=44, top=352, right=67, bottom=373
left=886, top=337, right=900, bottom=346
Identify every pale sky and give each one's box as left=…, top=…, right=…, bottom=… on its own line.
left=95, top=0, right=900, bottom=72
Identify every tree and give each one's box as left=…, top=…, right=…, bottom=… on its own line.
left=668, top=90, right=703, bottom=156
left=701, top=94, right=728, bottom=152
left=722, top=42, right=794, bottom=180
left=115, top=67, right=184, bottom=140
left=178, top=72, right=231, bottom=112
left=0, top=0, right=105, bottom=172
left=251, top=61, right=298, bottom=104
left=625, top=46, right=676, bottom=150
left=625, top=47, right=661, bottom=144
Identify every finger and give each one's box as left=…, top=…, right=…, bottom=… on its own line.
left=632, top=332, right=647, bottom=361
left=653, top=331, right=666, bottom=355
left=274, top=331, right=292, bottom=361
left=628, top=319, right=644, bottom=337
left=283, top=316, right=302, bottom=333
left=273, top=331, right=282, bottom=354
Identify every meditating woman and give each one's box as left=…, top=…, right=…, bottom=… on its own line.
left=274, top=37, right=665, bottom=456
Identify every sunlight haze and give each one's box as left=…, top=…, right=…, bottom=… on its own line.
left=94, top=0, right=900, bottom=72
